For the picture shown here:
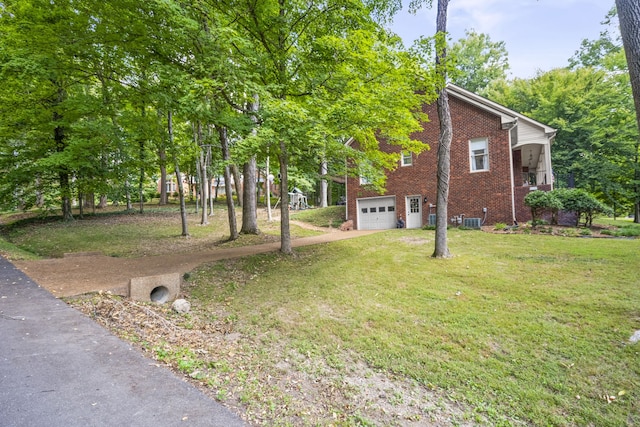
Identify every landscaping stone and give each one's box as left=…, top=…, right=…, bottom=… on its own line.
left=172, top=298, right=191, bottom=314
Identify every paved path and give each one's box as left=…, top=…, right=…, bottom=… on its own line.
left=14, top=229, right=380, bottom=297
left=0, top=256, right=247, bottom=427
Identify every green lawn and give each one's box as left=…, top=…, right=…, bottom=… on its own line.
left=0, top=205, right=320, bottom=259
left=187, top=228, right=640, bottom=426
left=3, top=207, right=639, bottom=425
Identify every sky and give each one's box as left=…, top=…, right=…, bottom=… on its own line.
left=388, top=0, right=616, bottom=79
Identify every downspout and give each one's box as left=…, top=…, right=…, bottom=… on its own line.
left=504, top=120, right=518, bottom=225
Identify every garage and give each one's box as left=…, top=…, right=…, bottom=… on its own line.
left=356, top=196, right=396, bottom=230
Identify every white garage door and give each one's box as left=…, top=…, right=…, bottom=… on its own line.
left=357, top=197, right=396, bottom=230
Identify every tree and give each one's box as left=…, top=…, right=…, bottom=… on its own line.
left=554, top=188, right=610, bottom=227
left=221, top=0, right=427, bottom=254
left=432, top=0, right=452, bottom=258
left=241, top=96, right=260, bottom=235
left=0, top=0, right=97, bottom=219
left=616, top=0, right=640, bottom=222
left=570, top=7, right=621, bottom=69
left=449, top=29, right=509, bottom=94
left=524, top=190, right=563, bottom=227
left=485, top=7, right=640, bottom=220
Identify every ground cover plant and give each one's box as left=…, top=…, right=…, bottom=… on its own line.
left=290, top=206, right=346, bottom=228
left=0, top=204, right=321, bottom=260
left=175, top=230, right=639, bottom=426
left=4, top=207, right=639, bottom=425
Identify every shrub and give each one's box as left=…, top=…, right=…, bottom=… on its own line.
left=494, top=222, right=507, bottom=231
left=524, top=190, right=562, bottom=227
left=554, top=188, right=611, bottom=227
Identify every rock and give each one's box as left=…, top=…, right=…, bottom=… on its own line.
left=171, top=298, right=191, bottom=314
left=630, top=330, right=640, bottom=344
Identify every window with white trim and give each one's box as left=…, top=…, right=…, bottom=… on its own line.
left=401, top=151, right=412, bottom=166
left=469, top=138, right=489, bottom=172
left=359, top=175, right=370, bottom=185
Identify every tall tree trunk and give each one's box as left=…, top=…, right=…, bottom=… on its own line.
left=634, top=140, right=640, bottom=222
left=279, top=140, right=292, bottom=254
left=199, top=149, right=209, bottom=224
left=78, top=193, right=84, bottom=219
left=98, top=195, right=107, bottom=208
left=241, top=95, right=260, bottom=234
left=241, top=156, right=259, bottom=234
left=125, top=180, right=133, bottom=211
left=196, top=122, right=209, bottom=225
left=266, top=155, right=273, bottom=221
left=168, top=111, right=189, bottom=237
left=616, top=0, right=640, bottom=223
left=84, top=193, right=94, bottom=208
left=159, top=147, right=168, bottom=205
left=232, top=164, right=243, bottom=207
left=53, top=85, right=73, bottom=222
left=432, top=0, right=452, bottom=258
left=138, top=109, right=146, bottom=214
left=320, top=160, right=328, bottom=208
left=219, top=126, right=239, bottom=240
left=208, top=175, right=214, bottom=214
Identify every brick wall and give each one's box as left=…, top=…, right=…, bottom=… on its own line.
left=347, top=96, right=520, bottom=228
left=514, top=184, right=552, bottom=224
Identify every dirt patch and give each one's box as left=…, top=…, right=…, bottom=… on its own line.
left=68, top=292, right=481, bottom=426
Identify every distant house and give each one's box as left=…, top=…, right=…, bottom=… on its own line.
left=346, top=84, right=556, bottom=230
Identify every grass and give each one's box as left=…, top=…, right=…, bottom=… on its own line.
left=290, top=205, right=346, bottom=228
left=4, top=207, right=640, bottom=425
left=0, top=203, right=320, bottom=259
left=185, top=227, right=640, bottom=426
left=595, top=217, right=640, bottom=237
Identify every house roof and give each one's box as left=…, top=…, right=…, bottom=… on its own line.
left=445, top=84, right=557, bottom=139
left=345, top=84, right=557, bottom=148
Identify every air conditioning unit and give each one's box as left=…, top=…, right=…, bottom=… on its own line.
left=428, top=214, right=437, bottom=226
left=463, top=217, right=482, bottom=229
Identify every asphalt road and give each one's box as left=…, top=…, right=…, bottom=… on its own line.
left=0, top=255, right=246, bottom=427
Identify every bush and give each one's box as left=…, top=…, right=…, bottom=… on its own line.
left=494, top=222, right=507, bottom=231
left=554, top=188, right=611, bottom=227
left=524, top=190, right=562, bottom=227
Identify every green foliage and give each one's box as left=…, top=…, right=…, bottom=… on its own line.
left=484, top=9, right=639, bottom=220
left=524, top=190, right=562, bottom=226
left=554, top=188, right=611, bottom=226
left=449, top=29, right=509, bottom=94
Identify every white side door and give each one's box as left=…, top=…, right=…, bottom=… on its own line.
left=405, top=195, right=422, bottom=229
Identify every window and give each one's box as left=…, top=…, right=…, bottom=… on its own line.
left=469, top=138, right=489, bottom=171
left=388, top=206, right=395, bottom=212
left=409, top=197, right=420, bottom=213
left=359, top=176, right=370, bottom=185
left=370, top=207, right=377, bottom=213
left=401, top=151, right=412, bottom=166
left=379, top=206, right=386, bottom=212
left=361, top=208, right=368, bottom=214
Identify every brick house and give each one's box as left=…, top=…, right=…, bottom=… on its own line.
left=345, top=84, right=556, bottom=230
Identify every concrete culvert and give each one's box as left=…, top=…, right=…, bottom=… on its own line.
left=129, top=273, right=180, bottom=303
left=150, top=286, right=170, bottom=303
